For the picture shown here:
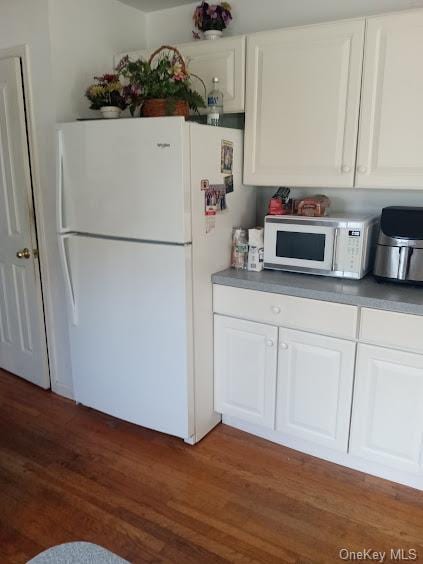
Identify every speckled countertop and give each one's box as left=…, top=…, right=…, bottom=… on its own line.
left=212, top=269, right=423, bottom=316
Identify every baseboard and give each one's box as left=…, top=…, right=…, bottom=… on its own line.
left=223, top=415, right=423, bottom=491
left=52, top=381, right=74, bottom=400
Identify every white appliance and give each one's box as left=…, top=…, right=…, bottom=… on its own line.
left=57, top=117, right=255, bottom=443
left=264, top=213, right=379, bottom=279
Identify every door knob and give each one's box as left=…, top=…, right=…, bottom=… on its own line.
left=266, top=339, right=274, bottom=347
left=271, top=306, right=281, bottom=314
left=357, top=165, right=367, bottom=174
left=280, top=343, right=289, bottom=350
left=16, top=248, right=31, bottom=259
left=341, top=165, right=351, bottom=173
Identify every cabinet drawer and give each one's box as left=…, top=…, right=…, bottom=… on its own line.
left=213, top=285, right=358, bottom=339
left=360, top=308, right=423, bottom=354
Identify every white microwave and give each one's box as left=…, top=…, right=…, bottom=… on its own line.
left=264, top=213, right=379, bottom=279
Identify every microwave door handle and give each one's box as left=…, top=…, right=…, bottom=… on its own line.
left=331, top=228, right=340, bottom=271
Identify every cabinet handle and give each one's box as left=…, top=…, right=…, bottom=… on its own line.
left=266, top=339, right=274, bottom=347
left=341, top=165, right=351, bottom=173
left=357, top=165, right=367, bottom=174
left=280, top=343, right=289, bottom=350
left=271, top=306, right=281, bottom=314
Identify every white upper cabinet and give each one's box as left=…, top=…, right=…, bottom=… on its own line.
left=244, top=20, right=365, bottom=187
left=356, top=10, right=423, bottom=188
left=350, top=344, right=423, bottom=474
left=116, top=36, right=246, bottom=114
left=214, top=315, right=277, bottom=429
left=177, top=36, right=245, bottom=114
left=276, top=329, right=356, bottom=452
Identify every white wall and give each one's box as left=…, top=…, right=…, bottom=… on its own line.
left=257, top=187, right=423, bottom=225
left=145, top=0, right=423, bottom=46
left=49, top=0, right=147, bottom=122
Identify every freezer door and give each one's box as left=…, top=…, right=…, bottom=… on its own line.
left=61, top=234, right=194, bottom=439
left=58, top=118, right=191, bottom=243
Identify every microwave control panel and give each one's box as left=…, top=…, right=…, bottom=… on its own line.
left=335, top=228, right=364, bottom=274
left=346, top=229, right=363, bottom=273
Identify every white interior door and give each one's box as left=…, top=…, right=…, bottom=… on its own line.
left=244, top=19, right=365, bottom=187
left=356, top=10, right=423, bottom=188
left=0, top=57, right=49, bottom=388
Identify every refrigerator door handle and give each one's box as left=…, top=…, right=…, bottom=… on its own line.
left=56, top=130, right=69, bottom=233
left=58, top=234, right=78, bottom=325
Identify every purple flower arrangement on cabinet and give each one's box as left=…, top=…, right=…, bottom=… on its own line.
left=193, top=2, right=233, bottom=39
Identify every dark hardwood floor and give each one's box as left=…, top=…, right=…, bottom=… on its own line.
left=0, top=369, right=422, bottom=563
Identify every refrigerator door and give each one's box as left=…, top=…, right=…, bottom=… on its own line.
left=60, top=234, right=194, bottom=439
left=58, top=117, right=191, bottom=243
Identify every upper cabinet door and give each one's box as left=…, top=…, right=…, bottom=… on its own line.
left=244, top=20, right=365, bottom=187
left=356, top=10, right=423, bottom=189
left=178, top=36, right=246, bottom=114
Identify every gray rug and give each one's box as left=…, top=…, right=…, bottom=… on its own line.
left=27, top=542, right=129, bottom=563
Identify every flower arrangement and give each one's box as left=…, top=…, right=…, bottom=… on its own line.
left=116, top=47, right=205, bottom=116
left=193, top=1, right=232, bottom=32
left=85, top=73, right=127, bottom=110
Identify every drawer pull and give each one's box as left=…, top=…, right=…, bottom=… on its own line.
left=280, top=343, right=289, bottom=350
left=271, top=306, right=281, bottom=314
left=266, top=339, right=274, bottom=347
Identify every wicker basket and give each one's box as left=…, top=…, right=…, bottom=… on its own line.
left=142, top=45, right=191, bottom=118
left=141, top=98, right=189, bottom=118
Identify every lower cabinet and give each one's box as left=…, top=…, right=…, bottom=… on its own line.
left=214, top=315, right=356, bottom=448
left=214, top=315, right=277, bottom=428
left=349, top=344, right=423, bottom=474
left=276, top=329, right=356, bottom=452
left=213, top=287, right=423, bottom=489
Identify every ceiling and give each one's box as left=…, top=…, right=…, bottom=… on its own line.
left=119, top=0, right=194, bottom=12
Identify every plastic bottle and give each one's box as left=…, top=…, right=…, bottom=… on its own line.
left=207, top=77, right=224, bottom=126
left=231, top=228, right=248, bottom=270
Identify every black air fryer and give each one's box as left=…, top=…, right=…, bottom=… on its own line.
left=374, top=207, right=423, bottom=285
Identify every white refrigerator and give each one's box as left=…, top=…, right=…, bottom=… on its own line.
left=57, top=117, right=255, bottom=443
